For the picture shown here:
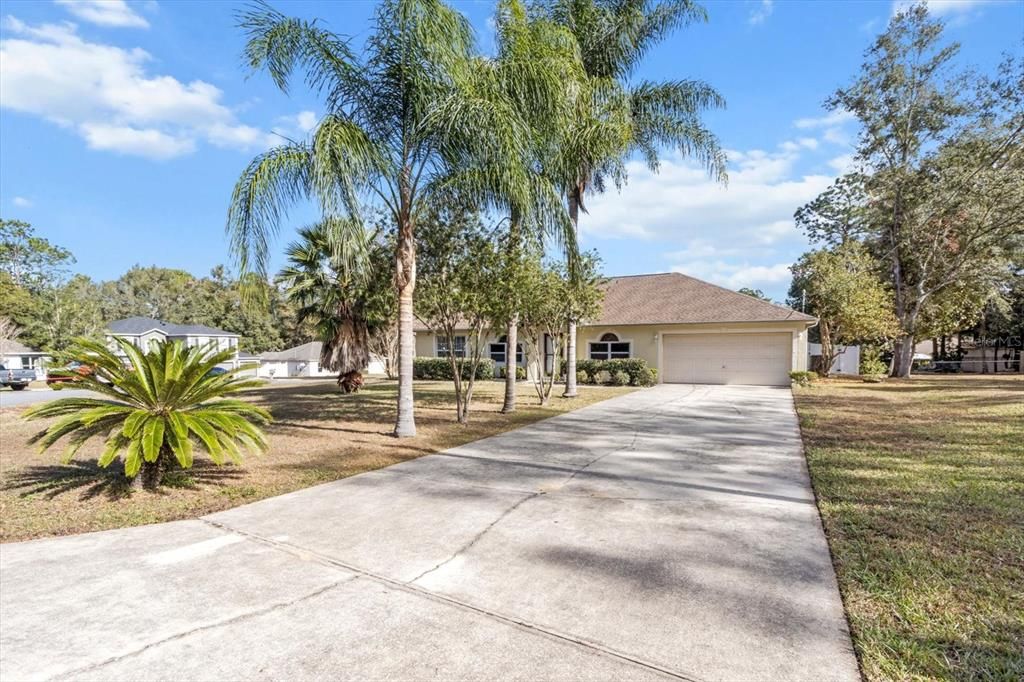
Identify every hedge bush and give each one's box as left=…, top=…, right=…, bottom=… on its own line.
left=496, top=365, right=527, bottom=380
left=789, top=370, right=817, bottom=387
left=576, top=358, right=657, bottom=387
left=413, top=357, right=494, bottom=380
left=610, top=370, right=629, bottom=386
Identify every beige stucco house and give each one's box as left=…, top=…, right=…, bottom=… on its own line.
left=415, top=272, right=816, bottom=386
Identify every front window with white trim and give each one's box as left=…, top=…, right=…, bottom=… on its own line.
left=437, top=335, right=466, bottom=358
left=489, top=335, right=523, bottom=364
left=589, top=332, right=631, bottom=360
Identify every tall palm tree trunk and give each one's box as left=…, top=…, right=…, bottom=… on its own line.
left=394, top=213, right=417, bottom=438
left=563, top=190, right=580, bottom=398
left=503, top=319, right=518, bottom=412
left=502, top=212, right=521, bottom=414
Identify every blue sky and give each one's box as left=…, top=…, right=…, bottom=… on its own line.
left=1, top=0, right=1021, bottom=302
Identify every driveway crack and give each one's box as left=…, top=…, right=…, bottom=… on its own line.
left=54, top=575, right=357, bottom=680
left=408, top=491, right=542, bottom=584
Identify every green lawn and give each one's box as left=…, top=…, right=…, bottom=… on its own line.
left=793, top=374, right=1024, bottom=681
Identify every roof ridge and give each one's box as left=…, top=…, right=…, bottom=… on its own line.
left=605, top=272, right=677, bottom=279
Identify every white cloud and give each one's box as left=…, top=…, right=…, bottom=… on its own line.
left=80, top=123, right=195, bottom=159
left=271, top=110, right=318, bottom=140
left=794, top=109, right=855, bottom=129
left=780, top=137, right=819, bottom=153
left=0, top=18, right=271, bottom=159
left=748, top=0, right=774, bottom=25
left=578, top=130, right=848, bottom=297
left=892, top=0, right=996, bottom=17
left=828, top=154, right=857, bottom=173
left=12, top=196, right=33, bottom=208
left=55, top=0, right=150, bottom=29
left=581, top=145, right=831, bottom=245
left=670, top=261, right=793, bottom=291
left=822, top=127, right=851, bottom=145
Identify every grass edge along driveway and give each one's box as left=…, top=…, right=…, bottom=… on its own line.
left=0, top=380, right=635, bottom=543
left=793, top=374, right=1023, bottom=682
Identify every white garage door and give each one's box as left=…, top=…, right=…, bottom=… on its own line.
left=662, top=333, right=792, bottom=386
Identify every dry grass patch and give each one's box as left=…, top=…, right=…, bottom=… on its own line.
left=794, top=374, right=1023, bottom=681
left=0, top=379, right=634, bottom=542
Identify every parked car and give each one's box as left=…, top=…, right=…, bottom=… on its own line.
left=46, top=362, right=94, bottom=389
left=1, top=365, right=35, bottom=391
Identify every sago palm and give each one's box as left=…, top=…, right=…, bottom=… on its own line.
left=228, top=0, right=529, bottom=437
left=538, top=0, right=728, bottom=397
left=23, top=338, right=271, bottom=489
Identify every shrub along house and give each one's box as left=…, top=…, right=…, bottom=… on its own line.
left=414, top=273, right=816, bottom=386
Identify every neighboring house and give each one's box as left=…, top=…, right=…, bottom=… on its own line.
left=0, top=340, right=50, bottom=380
left=257, top=341, right=386, bottom=379
left=415, top=272, right=817, bottom=387
left=106, top=317, right=246, bottom=370
left=807, top=343, right=861, bottom=375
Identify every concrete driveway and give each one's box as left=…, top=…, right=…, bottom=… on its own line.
left=0, top=385, right=859, bottom=681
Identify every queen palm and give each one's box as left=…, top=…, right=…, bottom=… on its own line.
left=276, top=217, right=394, bottom=392
left=23, top=338, right=271, bottom=489
left=465, top=0, right=587, bottom=413
left=228, top=0, right=528, bottom=437
left=539, top=0, right=728, bottom=397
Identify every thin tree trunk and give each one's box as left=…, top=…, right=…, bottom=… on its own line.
left=451, top=347, right=465, bottom=424
left=563, top=191, right=580, bottom=398
left=818, top=320, right=836, bottom=378
left=980, top=312, right=989, bottom=375
left=394, top=213, right=417, bottom=438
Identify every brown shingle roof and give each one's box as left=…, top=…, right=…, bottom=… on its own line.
left=591, top=273, right=815, bottom=325
left=413, top=272, right=815, bottom=331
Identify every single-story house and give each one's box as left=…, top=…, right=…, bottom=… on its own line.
left=0, top=339, right=50, bottom=379
left=258, top=341, right=387, bottom=379
left=414, top=272, right=816, bottom=386
left=106, top=317, right=248, bottom=370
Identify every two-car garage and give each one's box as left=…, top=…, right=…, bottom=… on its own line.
left=661, top=332, right=795, bottom=386
left=578, top=273, right=817, bottom=387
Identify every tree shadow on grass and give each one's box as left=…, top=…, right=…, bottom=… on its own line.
left=2, top=460, right=246, bottom=501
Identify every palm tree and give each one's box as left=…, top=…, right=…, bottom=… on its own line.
left=276, top=218, right=393, bottom=392
left=23, top=338, right=271, bottom=489
left=468, top=0, right=586, bottom=413
left=539, top=0, right=728, bottom=397
left=228, top=0, right=528, bottom=437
